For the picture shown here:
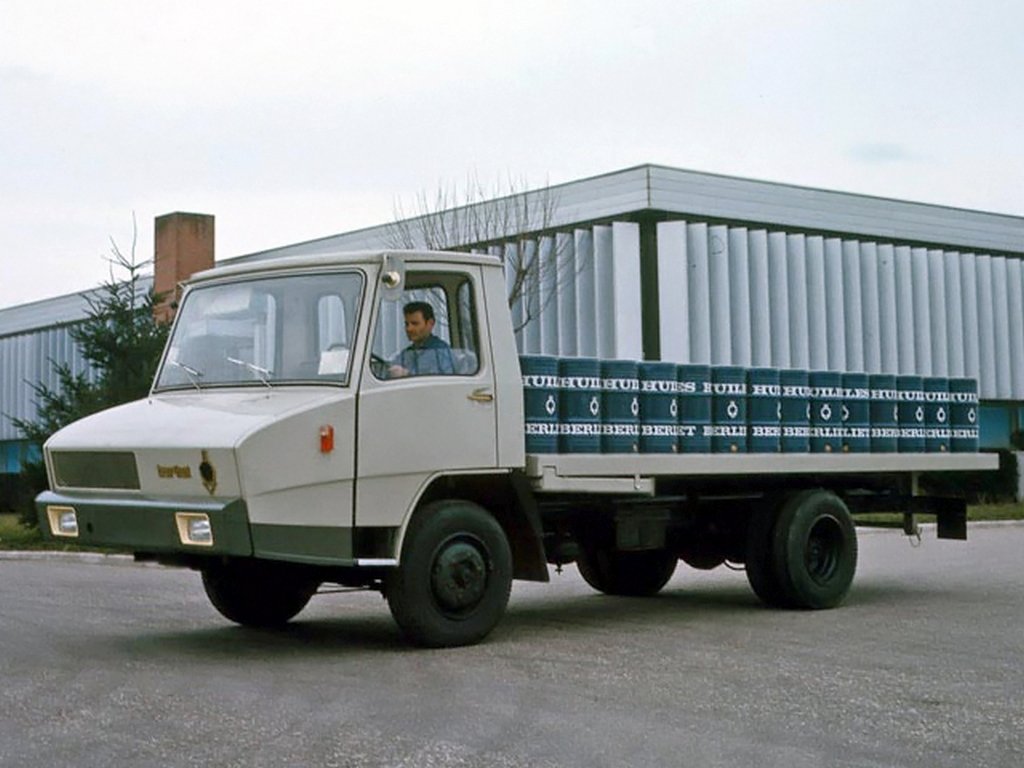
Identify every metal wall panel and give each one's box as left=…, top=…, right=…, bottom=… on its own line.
left=575, top=229, right=597, bottom=357
left=0, top=325, right=97, bottom=441
left=928, top=250, right=948, bottom=376
left=860, top=242, right=881, bottom=373
left=805, top=236, right=828, bottom=371
left=653, top=220, right=1024, bottom=401
left=687, top=223, right=712, bottom=364
left=728, top=227, right=752, bottom=367
left=709, top=225, right=732, bottom=365
left=877, top=244, right=899, bottom=374
left=768, top=232, right=790, bottom=368
left=992, top=256, right=1012, bottom=399
left=787, top=234, right=809, bottom=369
left=943, top=252, right=965, bottom=378
left=1007, top=258, right=1024, bottom=394
left=976, top=255, right=996, bottom=398
left=610, top=222, right=643, bottom=360
left=657, top=221, right=689, bottom=363
left=505, top=221, right=641, bottom=360
left=748, top=230, right=771, bottom=367
left=894, top=246, right=915, bottom=374
left=824, top=238, right=847, bottom=371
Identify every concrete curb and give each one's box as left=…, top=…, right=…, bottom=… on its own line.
left=2, top=520, right=1022, bottom=564
left=0, top=550, right=142, bottom=566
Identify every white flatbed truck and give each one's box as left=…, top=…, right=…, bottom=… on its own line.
left=36, top=250, right=997, bottom=646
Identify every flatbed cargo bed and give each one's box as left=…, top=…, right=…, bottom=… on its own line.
left=525, top=452, right=998, bottom=494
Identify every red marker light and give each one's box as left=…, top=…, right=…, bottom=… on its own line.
left=319, top=425, right=334, bottom=453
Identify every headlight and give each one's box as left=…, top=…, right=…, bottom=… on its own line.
left=175, top=512, right=214, bottom=546
left=46, top=506, right=79, bottom=538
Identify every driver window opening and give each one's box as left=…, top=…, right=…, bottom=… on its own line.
left=371, top=271, right=480, bottom=380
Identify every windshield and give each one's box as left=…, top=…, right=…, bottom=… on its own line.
left=155, top=271, right=364, bottom=391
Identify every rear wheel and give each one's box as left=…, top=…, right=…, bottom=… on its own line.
left=745, top=506, right=791, bottom=608
left=772, top=489, right=858, bottom=609
left=202, top=560, right=318, bottom=628
left=386, top=500, right=512, bottom=648
left=576, top=547, right=678, bottom=596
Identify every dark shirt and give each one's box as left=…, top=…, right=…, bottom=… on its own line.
left=396, top=334, right=455, bottom=376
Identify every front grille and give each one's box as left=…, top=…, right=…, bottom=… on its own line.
left=51, top=451, right=140, bottom=490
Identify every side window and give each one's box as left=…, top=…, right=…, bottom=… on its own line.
left=371, top=271, right=480, bottom=380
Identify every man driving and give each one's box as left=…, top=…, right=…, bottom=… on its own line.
left=388, top=301, right=455, bottom=377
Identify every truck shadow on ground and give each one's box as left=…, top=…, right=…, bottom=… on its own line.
left=106, top=575, right=954, bottom=661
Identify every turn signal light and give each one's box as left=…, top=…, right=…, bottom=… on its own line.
left=320, top=424, right=334, bottom=453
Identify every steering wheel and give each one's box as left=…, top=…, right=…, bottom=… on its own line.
left=370, top=353, right=390, bottom=379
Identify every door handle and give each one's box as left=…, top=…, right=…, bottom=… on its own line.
left=468, top=388, right=494, bottom=403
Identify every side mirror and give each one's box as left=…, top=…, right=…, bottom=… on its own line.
left=381, top=253, right=405, bottom=301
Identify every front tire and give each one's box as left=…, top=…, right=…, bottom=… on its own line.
left=576, top=547, right=678, bottom=596
left=386, top=500, right=512, bottom=648
left=202, top=560, right=318, bottom=628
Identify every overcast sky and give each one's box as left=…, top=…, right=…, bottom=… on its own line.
left=2, top=0, right=1022, bottom=309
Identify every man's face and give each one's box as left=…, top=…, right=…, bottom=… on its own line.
left=404, top=311, right=434, bottom=344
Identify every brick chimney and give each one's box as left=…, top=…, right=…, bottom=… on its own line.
left=154, top=212, right=215, bottom=323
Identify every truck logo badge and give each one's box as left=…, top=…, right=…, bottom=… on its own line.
left=157, top=464, right=191, bottom=479
left=199, top=450, right=218, bottom=496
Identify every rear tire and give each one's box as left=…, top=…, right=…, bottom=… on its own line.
left=202, top=560, right=318, bottom=628
left=772, top=489, right=858, bottom=609
left=745, top=506, right=792, bottom=608
left=577, top=547, right=678, bottom=596
left=386, top=500, right=512, bottom=648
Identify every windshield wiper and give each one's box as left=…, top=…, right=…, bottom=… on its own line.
left=227, top=357, right=274, bottom=388
left=167, top=359, right=204, bottom=392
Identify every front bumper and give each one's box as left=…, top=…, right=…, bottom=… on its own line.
left=36, top=491, right=253, bottom=556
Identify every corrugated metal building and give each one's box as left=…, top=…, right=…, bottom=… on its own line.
left=3, top=164, right=1024, bottom=478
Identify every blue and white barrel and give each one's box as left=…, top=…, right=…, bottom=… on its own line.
left=711, top=366, right=747, bottom=453
left=780, top=369, right=811, bottom=453
left=924, top=378, right=951, bottom=453
left=841, top=373, right=871, bottom=453
left=520, top=355, right=560, bottom=453
left=810, top=371, right=843, bottom=453
left=747, top=368, right=781, bottom=453
left=558, top=357, right=602, bottom=453
left=639, top=362, right=678, bottom=454
left=869, top=374, right=899, bottom=453
left=897, top=375, right=926, bottom=453
left=601, top=360, right=640, bottom=453
left=949, top=377, right=980, bottom=453
left=677, top=364, right=712, bottom=453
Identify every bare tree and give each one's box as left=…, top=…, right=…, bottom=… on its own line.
left=385, top=173, right=581, bottom=334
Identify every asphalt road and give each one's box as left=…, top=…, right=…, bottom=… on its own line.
left=1, top=526, right=1022, bottom=768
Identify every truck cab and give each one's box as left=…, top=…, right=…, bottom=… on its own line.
left=38, top=251, right=539, bottom=646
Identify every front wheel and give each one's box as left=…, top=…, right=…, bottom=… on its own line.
left=386, top=500, right=512, bottom=648
left=576, top=547, right=678, bottom=596
left=202, top=560, right=318, bottom=628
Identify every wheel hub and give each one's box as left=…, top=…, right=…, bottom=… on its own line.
left=805, top=517, right=842, bottom=584
left=431, top=539, right=488, bottom=614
